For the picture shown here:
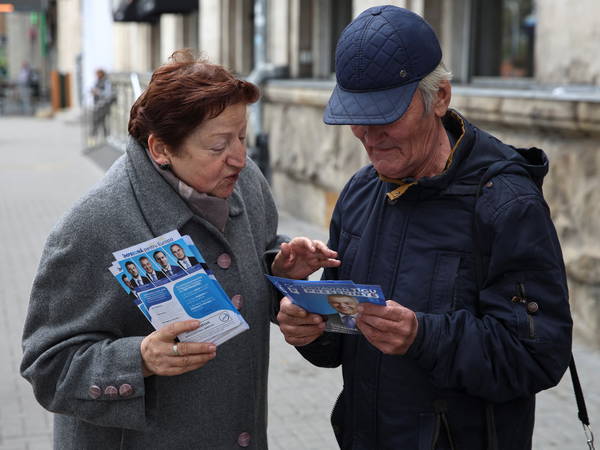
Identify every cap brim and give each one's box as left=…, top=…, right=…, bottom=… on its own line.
left=323, top=80, right=419, bottom=125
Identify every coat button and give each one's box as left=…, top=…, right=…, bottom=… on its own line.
left=88, top=385, right=102, bottom=399
left=237, top=432, right=251, bottom=447
left=217, top=253, right=232, bottom=269
left=527, top=301, right=539, bottom=313
left=104, top=386, right=118, bottom=398
left=485, top=181, right=494, bottom=188
left=231, top=294, right=243, bottom=309
left=119, top=384, right=134, bottom=397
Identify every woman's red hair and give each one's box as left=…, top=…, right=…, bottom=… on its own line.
left=128, top=49, right=260, bottom=151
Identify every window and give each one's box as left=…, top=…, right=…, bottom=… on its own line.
left=289, top=0, right=352, bottom=79
left=422, top=0, right=535, bottom=83
left=471, top=0, right=535, bottom=78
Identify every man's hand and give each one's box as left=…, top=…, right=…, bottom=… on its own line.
left=277, top=297, right=326, bottom=346
left=357, top=300, right=418, bottom=355
left=271, top=237, right=340, bottom=280
left=140, top=320, right=217, bottom=377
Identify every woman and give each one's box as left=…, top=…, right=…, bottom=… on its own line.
left=21, top=50, right=338, bottom=449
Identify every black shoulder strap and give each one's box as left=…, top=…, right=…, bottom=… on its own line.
left=471, top=167, right=594, bottom=450
left=569, top=356, right=595, bottom=449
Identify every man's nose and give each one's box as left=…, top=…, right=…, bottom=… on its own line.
left=363, top=126, right=387, bottom=146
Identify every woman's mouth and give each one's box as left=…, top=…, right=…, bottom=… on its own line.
left=225, top=173, right=240, bottom=183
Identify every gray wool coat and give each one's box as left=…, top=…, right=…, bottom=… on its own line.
left=21, top=139, right=284, bottom=449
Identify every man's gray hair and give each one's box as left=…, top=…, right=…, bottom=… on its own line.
left=418, top=62, right=452, bottom=114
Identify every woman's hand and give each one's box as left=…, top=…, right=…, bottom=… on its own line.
left=277, top=297, right=326, bottom=346
left=140, top=320, right=217, bottom=377
left=271, top=237, right=341, bottom=280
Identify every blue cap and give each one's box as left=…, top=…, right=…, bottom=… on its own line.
left=324, top=5, right=442, bottom=125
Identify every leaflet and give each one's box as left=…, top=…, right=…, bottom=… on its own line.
left=266, top=275, right=386, bottom=334
left=109, top=230, right=248, bottom=344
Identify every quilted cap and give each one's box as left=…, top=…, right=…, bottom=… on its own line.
left=324, top=5, right=442, bottom=125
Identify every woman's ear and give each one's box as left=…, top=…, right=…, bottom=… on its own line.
left=147, top=134, right=171, bottom=166
left=433, top=80, right=452, bottom=118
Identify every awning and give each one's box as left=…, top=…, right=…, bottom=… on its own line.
left=136, top=0, right=198, bottom=20
left=113, top=0, right=156, bottom=23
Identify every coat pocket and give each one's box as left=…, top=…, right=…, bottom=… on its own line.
left=338, top=230, right=360, bottom=280
left=428, top=253, right=461, bottom=313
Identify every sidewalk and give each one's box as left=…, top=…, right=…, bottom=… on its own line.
left=1, top=115, right=598, bottom=450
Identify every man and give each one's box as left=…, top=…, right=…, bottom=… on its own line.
left=17, top=62, right=33, bottom=115
left=277, top=6, right=572, bottom=450
left=90, top=68, right=113, bottom=137
left=153, top=250, right=185, bottom=278
left=169, top=243, right=199, bottom=270
left=121, top=274, right=138, bottom=299
left=327, top=294, right=359, bottom=330
left=124, top=261, right=151, bottom=287
left=139, top=256, right=166, bottom=283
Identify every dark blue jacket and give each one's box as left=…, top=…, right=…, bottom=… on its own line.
left=298, top=111, right=572, bottom=450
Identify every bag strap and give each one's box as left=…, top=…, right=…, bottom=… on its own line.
left=569, top=356, right=595, bottom=449
left=470, top=166, right=594, bottom=450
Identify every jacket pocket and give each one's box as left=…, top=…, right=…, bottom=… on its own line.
left=338, top=230, right=360, bottom=280
left=428, top=253, right=461, bottom=313
left=418, top=412, right=437, bottom=450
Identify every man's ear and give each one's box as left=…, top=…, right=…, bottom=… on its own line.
left=147, top=134, right=171, bottom=166
left=433, top=80, right=452, bottom=118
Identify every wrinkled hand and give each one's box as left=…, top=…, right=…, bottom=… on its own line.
left=140, top=320, right=217, bottom=377
left=357, top=300, right=418, bottom=355
left=277, top=297, right=326, bottom=346
left=271, top=237, right=340, bottom=280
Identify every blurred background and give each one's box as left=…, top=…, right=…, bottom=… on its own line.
left=1, top=0, right=599, bottom=449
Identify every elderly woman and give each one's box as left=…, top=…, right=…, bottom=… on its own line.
left=21, top=50, right=338, bottom=449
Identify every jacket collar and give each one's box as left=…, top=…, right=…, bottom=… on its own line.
left=415, top=109, right=475, bottom=190
left=125, top=138, right=193, bottom=237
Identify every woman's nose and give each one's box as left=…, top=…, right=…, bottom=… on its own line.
left=227, top=139, right=247, bottom=168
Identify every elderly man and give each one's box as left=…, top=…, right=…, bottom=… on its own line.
left=327, top=294, right=359, bottom=330
left=277, top=5, right=572, bottom=449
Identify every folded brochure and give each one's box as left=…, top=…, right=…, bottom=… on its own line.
left=266, top=275, right=386, bottom=334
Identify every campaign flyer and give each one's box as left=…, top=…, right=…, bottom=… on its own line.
left=109, top=230, right=248, bottom=344
left=266, top=275, right=386, bottom=334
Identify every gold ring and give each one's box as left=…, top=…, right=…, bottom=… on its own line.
left=172, top=343, right=180, bottom=356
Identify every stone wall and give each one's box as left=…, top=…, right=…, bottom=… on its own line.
left=536, top=0, right=600, bottom=85
left=263, top=81, right=369, bottom=227
left=263, top=80, right=600, bottom=342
